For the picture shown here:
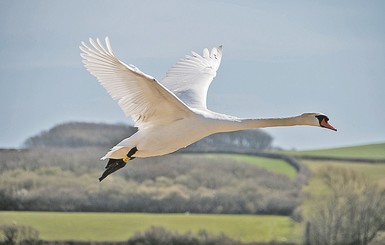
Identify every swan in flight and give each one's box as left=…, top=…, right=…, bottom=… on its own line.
left=80, top=37, right=336, bottom=181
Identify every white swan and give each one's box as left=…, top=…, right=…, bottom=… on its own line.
left=80, top=37, right=336, bottom=181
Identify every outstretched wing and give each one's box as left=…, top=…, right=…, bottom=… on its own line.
left=160, top=46, right=223, bottom=110
left=80, top=37, right=192, bottom=129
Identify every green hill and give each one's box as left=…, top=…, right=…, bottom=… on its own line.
left=279, top=143, right=385, bottom=183
left=283, top=142, right=385, bottom=160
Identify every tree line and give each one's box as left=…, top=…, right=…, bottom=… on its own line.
left=1, top=122, right=289, bottom=213
left=0, top=224, right=296, bottom=245
left=22, top=122, right=273, bottom=152
left=0, top=148, right=300, bottom=215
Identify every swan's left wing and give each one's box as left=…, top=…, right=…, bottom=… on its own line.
left=161, top=46, right=222, bottom=110
left=80, top=37, right=192, bottom=129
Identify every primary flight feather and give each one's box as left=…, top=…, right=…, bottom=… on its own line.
left=80, top=37, right=336, bottom=181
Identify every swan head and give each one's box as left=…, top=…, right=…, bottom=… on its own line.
left=301, top=112, right=337, bottom=131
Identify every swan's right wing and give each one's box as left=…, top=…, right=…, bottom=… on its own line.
left=80, top=37, right=192, bottom=129
left=161, top=46, right=222, bottom=110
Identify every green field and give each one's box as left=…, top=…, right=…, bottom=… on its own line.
left=202, top=154, right=297, bottom=178
left=282, top=142, right=385, bottom=159
left=296, top=143, right=385, bottom=195
left=301, top=159, right=385, bottom=190
left=0, top=212, right=300, bottom=243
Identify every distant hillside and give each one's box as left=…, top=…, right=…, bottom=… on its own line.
left=23, top=122, right=273, bottom=152
left=286, top=142, right=385, bottom=160
left=23, top=122, right=137, bottom=149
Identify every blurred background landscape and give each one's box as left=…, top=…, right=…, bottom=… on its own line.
left=0, top=123, right=384, bottom=244
left=1, top=0, right=384, bottom=244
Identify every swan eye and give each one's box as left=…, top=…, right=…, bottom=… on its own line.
left=315, top=115, right=337, bottom=131
left=315, top=115, right=328, bottom=124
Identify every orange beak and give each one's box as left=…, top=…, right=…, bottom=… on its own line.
left=321, top=118, right=337, bottom=131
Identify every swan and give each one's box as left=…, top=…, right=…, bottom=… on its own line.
left=80, top=37, right=337, bottom=181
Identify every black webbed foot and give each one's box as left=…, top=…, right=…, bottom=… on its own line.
left=99, top=147, right=138, bottom=182
left=99, top=159, right=126, bottom=182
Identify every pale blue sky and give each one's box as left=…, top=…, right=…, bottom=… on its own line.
left=1, top=0, right=384, bottom=149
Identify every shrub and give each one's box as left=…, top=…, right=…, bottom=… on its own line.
left=0, top=224, right=40, bottom=245
left=302, top=167, right=385, bottom=245
left=127, top=226, right=241, bottom=245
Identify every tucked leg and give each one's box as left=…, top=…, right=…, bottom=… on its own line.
left=99, top=147, right=138, bottom=182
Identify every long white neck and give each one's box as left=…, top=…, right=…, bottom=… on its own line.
left=210, top=114, right=313, bottom=134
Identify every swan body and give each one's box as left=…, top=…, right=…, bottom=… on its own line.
left=80, top=37, right=336, bottom=181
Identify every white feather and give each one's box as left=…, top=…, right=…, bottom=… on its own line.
left=80, top=37, right=192, bottom=129
left=161, top=45, right=222, bottom=110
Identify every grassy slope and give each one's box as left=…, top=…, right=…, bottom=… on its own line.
left=201, top=154, right=297, bottom=179
left=209, top=143, right=385, bottom=181
left=297, top=143, right=385, bottom=194
left=301, top=159, right=385, bottom=190
left=284, top=142, right=385, bottom=159
left=276, top=142, right=385, bottom=187
left=0, top=212, right=300, bottom=243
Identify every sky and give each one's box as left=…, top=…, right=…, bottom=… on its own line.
left=1, top=0, right=384, bottom=150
